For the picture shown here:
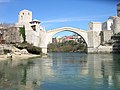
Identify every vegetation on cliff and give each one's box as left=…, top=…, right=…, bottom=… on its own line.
left=48, top=40, right=87, bottom=52
left=20, top=27, right=26, bottom=42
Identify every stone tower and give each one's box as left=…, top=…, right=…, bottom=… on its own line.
left=117, top=3, right=120, bottom=17
left=113, top=17, right=120, bottom=34
left=18, top=9, right=32, bottom=25
left=113, top=3, right=120, bottom=34
left=88, top=22, right=102, bottom=50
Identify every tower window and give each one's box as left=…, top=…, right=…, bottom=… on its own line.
left=31, top=25, right=36, bottom=31
left=28, top=13, right=30, bottom=15
left=23, top=13, right=24, bottom=15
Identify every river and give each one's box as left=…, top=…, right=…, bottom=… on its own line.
left=0, top=52, right=120, bottom=90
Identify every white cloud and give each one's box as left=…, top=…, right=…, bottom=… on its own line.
left=42, top=18, right=73, bottom=23
left=42, top=14, right=113, bottom=24
left=42, top=17, right=98, bottom=23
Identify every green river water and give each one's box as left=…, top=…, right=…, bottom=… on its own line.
left=0, top=52, right=120, bottom=90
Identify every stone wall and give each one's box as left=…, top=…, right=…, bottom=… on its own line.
left=100, top=30, right=113, bottom=45
left=113, top=17, right=120, bottom=34
left=87, top=30, right=101, bottom=48
left=102, top=19, right=113, bottom=30
left=3, top=27, right=22, bottom=44
left=88, top=46, right=113, bottom=54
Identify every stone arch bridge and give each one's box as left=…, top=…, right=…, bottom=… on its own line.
left=41, top=25, right=112, bottom=54
left=41, top=27, right=89, bottom=54
left=46, top=27, right=88, bottom=45
left=17, top=9, right=114, bottom=54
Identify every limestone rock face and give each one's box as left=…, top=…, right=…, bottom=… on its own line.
left=20, top=49, right=29, bottom=54
left=0, top=49, right=4, bottom=54
left=12, top=47, right=29, bottom=54
left=12, top=46, right=20, bottom=53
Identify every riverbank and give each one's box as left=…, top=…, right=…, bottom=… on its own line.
left=0, top=54, right=41, bottom=61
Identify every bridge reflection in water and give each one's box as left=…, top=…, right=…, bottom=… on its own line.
left=0, top=53, right=120, bottom=90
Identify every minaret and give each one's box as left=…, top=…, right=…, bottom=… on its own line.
left=117, top=3, right=120, bottom=17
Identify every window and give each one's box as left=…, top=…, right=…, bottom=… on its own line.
left=21, top=16, right=23, bottom=19
left=31, top=25, right=36, bottom=31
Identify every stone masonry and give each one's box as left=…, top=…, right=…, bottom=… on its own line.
left=0, top=24, right=22, bottom=44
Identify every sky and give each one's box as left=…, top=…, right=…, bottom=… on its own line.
left=0, top=0, right=119, bottom=37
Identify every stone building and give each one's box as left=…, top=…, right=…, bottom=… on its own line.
left=87, top=3, right=120, bottom=53
left=87, top=21, right=113, bottom=53
left=112, top=3, right=120, bottom=34
left=102, top=17, right=114, bottom=30
left=112, top=17, right=120, bottom=34
left=16, top=9, right=47, bottom=53
left=88, top=22, right=102, bottom=48
left=100, top=16, right=115, bottom=45
left=117, top=3, right=120, bottom=17
left=100, top=30, right=113, bottom=45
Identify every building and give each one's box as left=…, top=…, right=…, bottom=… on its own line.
left=52, top=36, right=62, bottom=43
left=100, top=16, right=115, bottom=45
left=88, top=22, right=102, bottom=48
left=117, top=3, right=120, bottom=17
left=73, top=34, right=85, bottom=43
left=16, top=10, right=43, bottom=46
left=89, top=22, right=102, bottom=32
left=102, top=17, right=114, bottom=30
left=16, top=9, right=47, bottom=53
left=52, top=34, right=86, bottom=44
left=62, top=36, right=73, bottom=42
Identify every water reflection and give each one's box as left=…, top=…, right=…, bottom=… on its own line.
left=0, top=53, right=120, bottom=90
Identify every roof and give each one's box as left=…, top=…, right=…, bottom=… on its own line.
left=32, top=19, right=40, bottom=22
left=65, top=36, right=73, bottom=39
left=19, top=9, right=32, bottom=14
left=30, top=19, right=41, bottom=23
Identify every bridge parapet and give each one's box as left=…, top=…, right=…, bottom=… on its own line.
left=47, top=27, right=87, bottom=33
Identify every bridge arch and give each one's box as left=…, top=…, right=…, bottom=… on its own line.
left=46, top=27, right=88, bottom=46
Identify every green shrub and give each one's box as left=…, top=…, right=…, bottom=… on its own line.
left=4, top=49, right=11, bottom=54
left=27, top=45, right=42, bottom=54
left=20, top=27, right=26, bottom=42
left=48, top=41, right=86, bottom=52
